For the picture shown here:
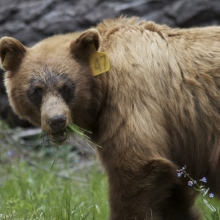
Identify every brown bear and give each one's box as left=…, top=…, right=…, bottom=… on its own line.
left=1, top=16, right=220, bottom=219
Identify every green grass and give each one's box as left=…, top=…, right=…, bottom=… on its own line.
left=0, top=123, right=108, bottom=220
left=196, top=198, right=220, bottom=220
left=0, top=159, right=220, bottom=220
left=0, top=160, right=108, bottom=220
left=0, top=121, right=220, bottom=219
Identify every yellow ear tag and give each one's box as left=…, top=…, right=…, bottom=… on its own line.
left=89, top=45, right=110, bottom=76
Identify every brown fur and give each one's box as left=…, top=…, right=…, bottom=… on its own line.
left=1, top=16, right=220, bottom=219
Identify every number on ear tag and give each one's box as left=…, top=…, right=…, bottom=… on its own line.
left=89, top=47, right=110, bottom=76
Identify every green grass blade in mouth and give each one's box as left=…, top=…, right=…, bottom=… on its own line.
left=67, top=123, right=92, bottom=135
left=37, top=123, right=101, bottom=149
left=66, top=123, right=101, bottom=148
left=36, top=130, right=46, bottom=141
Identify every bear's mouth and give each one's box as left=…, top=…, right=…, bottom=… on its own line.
left=49, top=130, right=68, bottom=143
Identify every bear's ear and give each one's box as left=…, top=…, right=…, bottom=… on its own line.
left=0, top=37, right=26, bottom=71
left=70, top=29, right=100, bottom=59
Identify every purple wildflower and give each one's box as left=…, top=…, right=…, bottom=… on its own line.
left=8, top=151, right=13, bottom=157
left=209, top=193, right=214, bottom=198
left=177, top=172, right=182, bottom=177
left=188, top=181, right=193, bottom=186
left=201, top=188, right=206, bottom=194
left=200, top=177, right=207, bottom=183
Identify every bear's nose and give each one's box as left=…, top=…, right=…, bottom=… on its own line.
left=48, top=115, right=66, bottom=132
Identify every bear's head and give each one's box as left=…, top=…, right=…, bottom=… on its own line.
left=0, top=29, right=103, bottom=143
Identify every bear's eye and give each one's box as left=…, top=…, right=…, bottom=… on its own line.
left=61, top=85, right=70, bottom=93
left=33, top=87, right=43, bottom=97
left=60, top=84, right=74, bottom=103
left=27, top=87, right=43, bottom=107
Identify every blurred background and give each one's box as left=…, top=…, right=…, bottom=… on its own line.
left=1, top=0, right=220, bottom=127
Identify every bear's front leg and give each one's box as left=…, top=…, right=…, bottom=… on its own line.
left=107, top=158, right=200, bottom=220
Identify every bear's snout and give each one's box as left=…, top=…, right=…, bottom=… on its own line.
left=48, top=115, right=66, bottom=132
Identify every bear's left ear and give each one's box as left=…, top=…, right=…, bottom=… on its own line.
left=70, top=29, right=100, bottom=59
left=0, top=37, right=26, bottom=71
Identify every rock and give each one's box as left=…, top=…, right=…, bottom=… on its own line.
left=166, top=0, right=212, bottom=26
left=4, top=20, right=26, bottom=33
left=18, top=0, right=55, bottom=22
left=0, top=5, right=18, bottom=23
left=12, top=26, right=43, bottom=46
left=211, top=0, right=220, bottom=22
left=83, top=2, right=119, bottom=27
left=142, top=10, right=175, bottom=27
left=117, top=0, right=175, bottom=17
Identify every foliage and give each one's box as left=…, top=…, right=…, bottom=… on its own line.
left=0, top=120, right=108, bottom=220
left=0, top=120, right=220, bottom=219
left=0, top=161, right=108, bottom=220
left=177, top=166, right=220, bottom=219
